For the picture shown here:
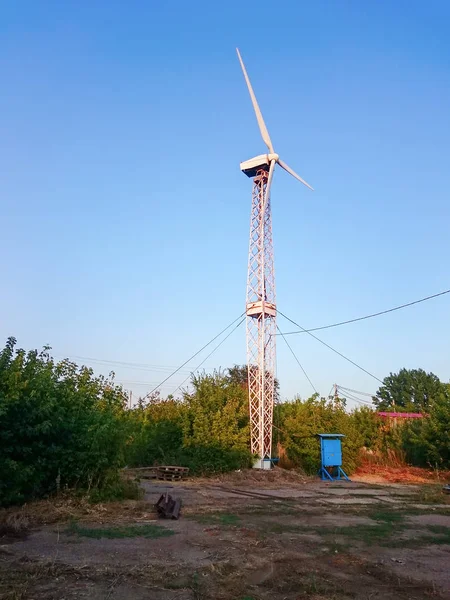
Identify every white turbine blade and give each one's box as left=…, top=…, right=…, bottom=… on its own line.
left=236, top=48, right=274, bottom=154
left=278, top=158, right=314, bottom=191
left=264, top=159, right=276, bottom=210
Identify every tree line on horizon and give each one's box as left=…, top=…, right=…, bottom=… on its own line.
left=0, top=337, right=448, bottom=508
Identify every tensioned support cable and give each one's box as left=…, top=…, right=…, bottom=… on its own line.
left=277, top=325, right=318, bottom=395
left=277, top=309, right=383, bottom=385
left=278, top=288, right=450, bottom=336
left=142, top=312, right=245, bottom=400
left=171, top=318, right=246, bottom=395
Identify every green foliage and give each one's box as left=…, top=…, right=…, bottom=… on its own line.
left=173, top=444, right=253, bottom=475
left=373, top=368, right=444, bottom=411
left=351, top=405, right=383, bottom=449
left=3, top=334, right=450, bottom=507
left=401, top=390, right=450, bottom=469
left=67, top=521, right=174, bottom=539
left=227, top=364, right=280, bottom=402
left=124, top=370, right=253, bottom=474
left=125, top=398, right=185, bottom=467
left=182, top=371, right=249, bottom=451
left=276, top=395, right=364, bottom=474
left=0, top=337, right=128, bottom=507
left=87, top=473, right=143, bottom=503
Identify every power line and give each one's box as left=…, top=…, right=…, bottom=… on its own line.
left=338, top=385, right=374, bottom=397
left=116, top=381, right=182, bottom=387
left=278, top=288, right=450, bottom=336
left=171, top=318, right=246, bottom=396
left=337, top=387, right=373, bottom=407
left=53, top=355, right=192, bottom=375
left=277, top=309, right=383, bottom=384
left=277, top=325, right=318, bottom=394
left=142, top=312, right=245, bottom=400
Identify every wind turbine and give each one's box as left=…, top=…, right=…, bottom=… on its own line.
left=237, top=48, right=313, bottom=469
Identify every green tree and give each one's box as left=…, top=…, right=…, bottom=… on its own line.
left=373, top=368, right=444, bottom=411
left=0, top=337, right=128, bottom=506
left=125, top=396, right=186, bottom=466
left=402, top=390, right=450, bottom=469
left=227, top=364, right=280, bottom=402
left=351, top=405, right=382, bottom=449
left=182, top=370, right=249, bottom=451
left=277, top=395, right=363, bottom=474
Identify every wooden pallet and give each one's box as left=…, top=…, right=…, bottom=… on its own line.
left=157, top=466, right=189, bottom=481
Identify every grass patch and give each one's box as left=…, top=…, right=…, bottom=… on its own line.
left=259, top=521, right=307, bottom=535
left=369, top=509, right=405, bottom=523
left=238, top=501, right=302, bottom=517
left=319, top=522, right=395, bottom=545
left=66, top=521, right=174, bottom=540
left=189, top=512, right=241, bottom=526
left=388, top=525, right=450, bottom=548
left=409, top=484, right=450, bottom=505
left=88, top=476, right=143, bottom=503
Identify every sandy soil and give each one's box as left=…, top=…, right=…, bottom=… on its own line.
left=1, top=469, right=450, bottom=599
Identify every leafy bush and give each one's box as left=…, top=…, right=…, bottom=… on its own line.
left=276, top=395, right=364, bottom=474
left=88, top=473, right=143, bottom=503
left=173, top=444, right=253, bottom=476
left=125, top=417, right=184, bottom=467
left=125, top=371, right=252, bottom=475
left=351, top=405, right=383, bottom=450
left=402, top=391, right=450, bottom=470
left=182, top=371, right=249, bottom=451
left=0, top=338, right=128, bottom=507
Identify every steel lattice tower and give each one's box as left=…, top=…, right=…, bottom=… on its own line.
left=246, top=168, right=277, bottom=467
left=236, top=49, right=313, bottom=468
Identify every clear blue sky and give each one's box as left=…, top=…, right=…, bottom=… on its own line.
left=1, top=1, right=450, bottom=406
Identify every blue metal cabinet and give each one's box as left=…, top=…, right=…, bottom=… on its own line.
left=317, top=434, right=349, bottom=481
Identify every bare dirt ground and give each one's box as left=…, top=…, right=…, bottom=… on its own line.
left=1, top=469, right=450, bottom=599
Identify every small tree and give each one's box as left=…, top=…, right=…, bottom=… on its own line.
left=227, top=364, right=280, bottom=402
left=0, top=337, right=128, bottom=506
left=351, top=405, right=382, bottom=450
left=182, top=370, right=249, bottom=451
left=402, top=390, right=450, bottom=469
left=277, top=395, right=363, bottom=474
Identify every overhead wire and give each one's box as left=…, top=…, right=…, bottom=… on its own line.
left=338, top=385, right=374, bottom=397
left=279, top=287, right=450, bottom=336
left=53, top=355, right=192, bottom=375
left=277, top=325, right=318, bottom=394
left=277, top=309, right=383, bottom=384
left=142, top=312, right=245, bottom=400
left=170, top=317, right=246, bottom=396
left=336, top=386, right=373, bottom=406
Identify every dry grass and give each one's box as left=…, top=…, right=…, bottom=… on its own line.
left=199, top=466, right=310, bottom=487
left=1, top=552, right=441, bottom=600
left=0, top=495, right=157, bottom=530
left=0, top=512, right=30, bottom=542
left=354, top=453, right=450, bottom=484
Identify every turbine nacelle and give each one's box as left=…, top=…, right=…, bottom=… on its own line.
left=240, top=154, right=278, bottom=178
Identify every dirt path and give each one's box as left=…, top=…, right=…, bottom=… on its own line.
left=1, top=472, right=449, bottom=599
